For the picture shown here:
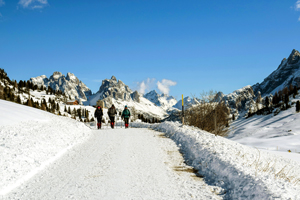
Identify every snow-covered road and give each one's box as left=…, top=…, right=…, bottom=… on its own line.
left=3, top=127, right=221, bottom=200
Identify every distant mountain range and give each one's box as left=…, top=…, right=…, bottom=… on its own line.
left=29, top=49, right=300, bottom=120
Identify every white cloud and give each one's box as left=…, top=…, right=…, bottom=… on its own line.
left=296, top=0, right=300, bottom=10
left=18, top=0, right=48, bottom=9
left=157, top=79, right=177, bottom=95
left=136, top=78, right=156, bottom=94
left=0, top=0, right=5, bottom=7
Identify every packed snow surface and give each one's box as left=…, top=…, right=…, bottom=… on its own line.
left=2, top=99, right=300, bottom=199
left=0, top=100, right=220, bottom=199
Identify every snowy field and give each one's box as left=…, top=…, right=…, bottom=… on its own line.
left=2, top=99, right=300, bottom=199
left=228, top=99, right=300, bottom=163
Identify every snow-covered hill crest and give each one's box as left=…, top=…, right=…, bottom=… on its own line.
left=253, top=49, right=300, bottom=96
left=30, top=72, right=92, bottom=100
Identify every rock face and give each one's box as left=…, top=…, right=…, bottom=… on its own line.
left=252, top=49, right=300, bottom=96
left=144, top=90, right=177, bottom=110
left=30, top=72, right=92, bottom=100
left=130, top=91, right=140, bottom=103
left=222, top=86, right=255, bottom=112
left=98, top=76, right=133, bottom=102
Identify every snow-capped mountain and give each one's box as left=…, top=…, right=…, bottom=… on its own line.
left=85, top=76, right=168, bottom=119
left=173, top=96, right=200, bottom=110
left=143, top=90, right=177, bottom=110
left=98, top=76, right=133, bottom=101
left=221, top=85, right=255, bottom=116
left=252, top=49, right=300, bottom=96
left=30, top=72, right=92, bottom=100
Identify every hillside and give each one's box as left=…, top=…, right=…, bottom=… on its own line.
left=253, top=49, right=300, bottom=96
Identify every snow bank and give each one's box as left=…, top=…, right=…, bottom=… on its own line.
left=132, top=121, right=300, bottom=199
left=0, top=100, right=92, bottom=196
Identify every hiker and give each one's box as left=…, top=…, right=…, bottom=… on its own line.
left=121, top=105, right=131, bottom=128
left=107, top=104, right=117, bottom=129
left=94, top=106, right=103, bottom=129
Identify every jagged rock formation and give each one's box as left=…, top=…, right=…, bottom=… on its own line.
left=222, top=86, right=255, bottom=112
left=130, top=91, right=140, bottom=103
left=144, top=90, right=177, bottom=110
left=252, top=49, right=300, bottom=96
left=30, top=72, right=92, bottom=100
left=98, top=76, right=133, bottom=102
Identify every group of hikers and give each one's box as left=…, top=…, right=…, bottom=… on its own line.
left=94, top=104, right=131, bottom=129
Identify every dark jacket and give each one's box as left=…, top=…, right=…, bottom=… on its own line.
left=94, top=107, right=103, bottom=118
left=108, top=107, right=117, bottom=117
left=122, top=109, right=131, bottom=119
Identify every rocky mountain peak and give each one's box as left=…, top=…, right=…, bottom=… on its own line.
left=98, top=76, right=133, bottom=102
left=30, top=72, right=91, bottom=100
left=51, top=72, right=63, bottom=80
left=252, top=49, right=300, bottom=96
left=287, top=49, right=300, bottom=65
left=111, top=76, right=117, bottom=81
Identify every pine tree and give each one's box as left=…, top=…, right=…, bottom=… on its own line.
left=294, top=86, right=298, bottom=96
left=56, top=103, right=60, bottom=111
left=73, top=108, right=76, bottom=116
left=284, top=94, right=289, bottom=109
left=296, top=101, right=300, bottom=112
left=232, top=114, right=235, bottom=121
left=77, top=108, right=82, bottom=119
left=28, top=99, right=33, bottom=107
left=0, top=85, right=4, bottom=100
left=265, top=96, right=269, bottom=109
left=41, top=103, right=46, bottom=111
left=64, top=106, right=67, bottom=112
left=85, top=110, right=89, bottom=118
left=68, top=106, right=71, bottom=114
left=289, top=84, right=294, bottom=95
left=17, top=95, right=21, bottom=104
left=10, top=92, right=15, bottom=102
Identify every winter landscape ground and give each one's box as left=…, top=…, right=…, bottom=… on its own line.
left=1, top=95, right=300, bottom=199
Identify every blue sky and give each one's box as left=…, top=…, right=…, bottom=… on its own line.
left=1, top=0, right=300, bottom=100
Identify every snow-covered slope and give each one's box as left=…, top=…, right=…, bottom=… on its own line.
left=0, top=100, right=91, bottom=196
left=227, top=93, right=300, bottom=154
left=253, top=49, right=300, bottom=96
left=30, top=72, right=92, bottom=100
left=144, top=90, right=178, bottom=110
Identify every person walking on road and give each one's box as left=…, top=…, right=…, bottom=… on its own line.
left=107, top=104, right=117, bottom=129
left=121, top=105, right=131, bottom=128
left=94, top=106, right=103, bottom=129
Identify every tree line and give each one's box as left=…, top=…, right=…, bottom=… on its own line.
left=248, top=84, right=299, bottom=117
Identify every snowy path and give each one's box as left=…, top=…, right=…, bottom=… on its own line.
left=4, top=128, right=221, bottom=200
